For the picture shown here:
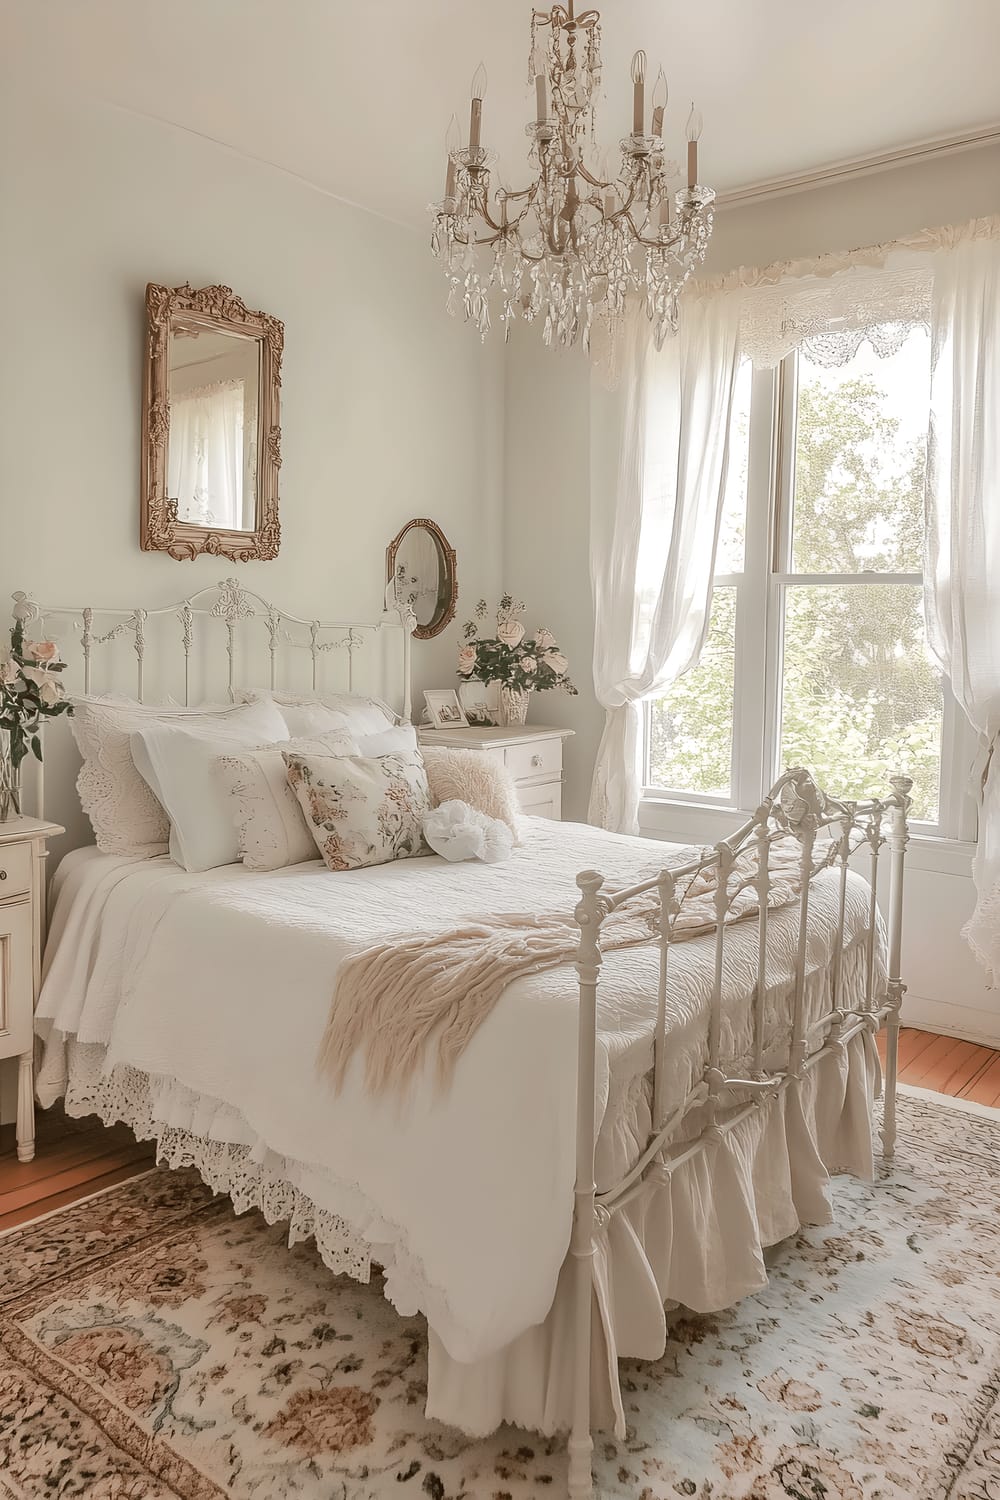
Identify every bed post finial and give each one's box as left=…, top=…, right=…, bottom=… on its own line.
left=569, top=869, right=605, bottom=1500
left=882, top=773, right=912, bottom=1161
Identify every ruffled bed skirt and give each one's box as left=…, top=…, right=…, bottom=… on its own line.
left=41, top=1030, right=879, bottom=1439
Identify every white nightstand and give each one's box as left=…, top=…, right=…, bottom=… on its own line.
left=418, top=724, right=573, bottom=820
left=0, top=816, right=62, bottom=1162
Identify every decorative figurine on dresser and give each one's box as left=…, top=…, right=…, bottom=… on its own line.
left=0, top=817, right=63, bottom=1161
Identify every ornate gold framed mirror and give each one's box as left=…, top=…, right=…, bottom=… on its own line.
left=386, top=518, right=458, bottom=639
left=140, top=282, right=283, bottom=562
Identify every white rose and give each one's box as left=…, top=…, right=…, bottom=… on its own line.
left=38, top=678, right=64, bottom=707
left=457, top=645, right=477, bottom=675
left=21, top=665, right=49, bottom=688
left=543, top=650, right=568, bottom=675
left=535, top=628, right=556, bottom=650
left=522, top=655, right=537, bottom=673
left=0, top=657, right=19, bottom=686
left=497, top=618, right=525, bottom=648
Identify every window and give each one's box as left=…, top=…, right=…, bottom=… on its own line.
left=646, top=327, right=974, bottom=839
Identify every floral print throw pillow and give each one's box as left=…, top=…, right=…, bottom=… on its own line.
left=283, top=748, right=430, bottom=871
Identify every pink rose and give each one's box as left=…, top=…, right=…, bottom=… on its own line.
left=457, top=645, right=477, bottom=675
left=522, top=655, right=537, bottom=673
left=543, top=650, right=568, bottom=675
left=535, top=628, right=556, bottom=650
left=27, top=641, right=58, bottom=664
left=497, top=618, right=525, bottom=648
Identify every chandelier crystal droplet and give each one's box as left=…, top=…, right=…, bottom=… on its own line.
left=429, top=2, right=715, bottom=358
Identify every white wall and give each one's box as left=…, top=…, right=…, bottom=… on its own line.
left=0, top=80, right=504, bottom=829
left=0, top=80, right=504, bottom=1116
left=503, top=142, right=1000, bottom=1044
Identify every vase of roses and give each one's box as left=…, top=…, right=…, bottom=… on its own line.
left=0, top=621, right=73, bottom=820
left=458, top=595, right=577, bottom=727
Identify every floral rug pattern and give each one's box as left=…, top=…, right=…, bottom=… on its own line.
left=2, top=1093, right=1000, bottom=1498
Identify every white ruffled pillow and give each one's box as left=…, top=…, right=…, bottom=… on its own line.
left=423, top=800, right=513, bottom=864
left=71, top=695, right=285, bottom=857
left=217, top=729, right=357, bottom=872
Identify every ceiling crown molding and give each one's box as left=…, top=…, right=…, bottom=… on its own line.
left=717, top=123, right=1000, bottom=208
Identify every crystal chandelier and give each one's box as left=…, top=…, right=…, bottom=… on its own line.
left=430, top=2, right=715, bottom=357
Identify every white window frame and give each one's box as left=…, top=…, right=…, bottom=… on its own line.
left=642, top=351, right=978, bottom=847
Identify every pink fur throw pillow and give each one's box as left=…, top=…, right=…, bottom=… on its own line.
left=420, top=746, right=521, bottom=842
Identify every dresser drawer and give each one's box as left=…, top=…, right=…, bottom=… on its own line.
left=505, top=738, right=563, bottom=783
left=0, top=841, right=32, bottom=900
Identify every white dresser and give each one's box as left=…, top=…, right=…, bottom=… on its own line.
left=0, top=817, right=62, bottom=1162
left=418, top=725, right=573, bottom=821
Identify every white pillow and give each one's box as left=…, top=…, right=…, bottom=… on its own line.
left=130, top=698, right=289, bottom=872
left=245, top=690, right=397, bottom=738
left=71, top=695, right=284, bottom=857
left=356, top=724, right=418, bottom=757
left=217, top=728, right=357, bottom=872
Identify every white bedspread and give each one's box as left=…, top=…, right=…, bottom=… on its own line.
left=36, top=821, right=874, bottom=1368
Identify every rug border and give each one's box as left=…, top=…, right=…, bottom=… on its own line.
left=898, top=1081, right=1000, bottom=1119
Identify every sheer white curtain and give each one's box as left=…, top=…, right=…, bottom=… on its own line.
left=168, top=379, right=245, bottom=529
left=589, top=295, right=742, bottom=833
left=924, top=229, right=1000, bottom=980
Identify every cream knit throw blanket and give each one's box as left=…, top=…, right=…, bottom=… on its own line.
left=319, top=839, right=817, bottom=1096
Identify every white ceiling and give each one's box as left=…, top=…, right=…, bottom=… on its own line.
left=9, top=0, right=1000, bottom=228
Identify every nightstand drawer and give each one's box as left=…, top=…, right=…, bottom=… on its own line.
left=0, top=898, right=33, bottom=1050
left=518, top=785, right=562, bottom=821
left=505, top=738, right=563, bottom=783
left=0, top=841, right=32, bottom=900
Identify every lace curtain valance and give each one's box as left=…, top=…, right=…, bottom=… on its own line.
left=697, top=214, right=1000, bottom=368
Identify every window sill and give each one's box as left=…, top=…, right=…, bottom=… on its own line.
left=638, top=794, right=976, bottom=878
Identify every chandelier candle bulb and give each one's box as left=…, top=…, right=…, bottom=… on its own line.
left=631, top=49, right=646, bottom=135
left=469, top=63, right=487, bottom=149
left=686, top=102, right=702, bottom=187
left=651, top=67, right=667, bottom=137
left=535, top=72, right=548, bottom=124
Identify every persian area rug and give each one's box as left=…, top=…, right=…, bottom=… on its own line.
left=2, top=1094, right=1000, bottom=1500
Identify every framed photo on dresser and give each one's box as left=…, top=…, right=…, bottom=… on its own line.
left=423, top=688, right=469, bottom=730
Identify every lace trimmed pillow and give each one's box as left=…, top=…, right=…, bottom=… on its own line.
left=217, top=729, right=357, bottom=872
left=70, top=695, right=288, bottom=857
left=420, top=745, right=521, bottom=842
left=283, top=747, right=430, bottom=872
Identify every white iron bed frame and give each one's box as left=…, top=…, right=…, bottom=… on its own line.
left=14, top=580, right=910, bottom=1500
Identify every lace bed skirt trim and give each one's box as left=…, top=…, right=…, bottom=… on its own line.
left=55, top=1040, right=460, bottom=1329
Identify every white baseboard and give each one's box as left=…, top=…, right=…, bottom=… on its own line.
left=902, top=993, right=1000, bottom=1048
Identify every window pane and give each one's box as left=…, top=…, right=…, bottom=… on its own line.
left=791, top=327, right=930, bottom=574
left=779, top=583, right=942, bottom=821
left=647, top=587, right=736, bottom=797
left=715, top=359, right=752, bottom=575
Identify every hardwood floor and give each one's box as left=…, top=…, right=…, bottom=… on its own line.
left=2, top=1029, right=997, bottom=1233
left=877, top=1026, right=1000, bottom=1105
left=0, top=1107, right=154, bottom=1233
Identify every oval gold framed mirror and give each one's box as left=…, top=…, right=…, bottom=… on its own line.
left=386, top=519, right=458, bottom=640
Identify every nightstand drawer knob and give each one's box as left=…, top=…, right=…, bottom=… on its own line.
left=0, top=870, right=6, bottom=880
left=531, top=754, right=542, bottom=767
